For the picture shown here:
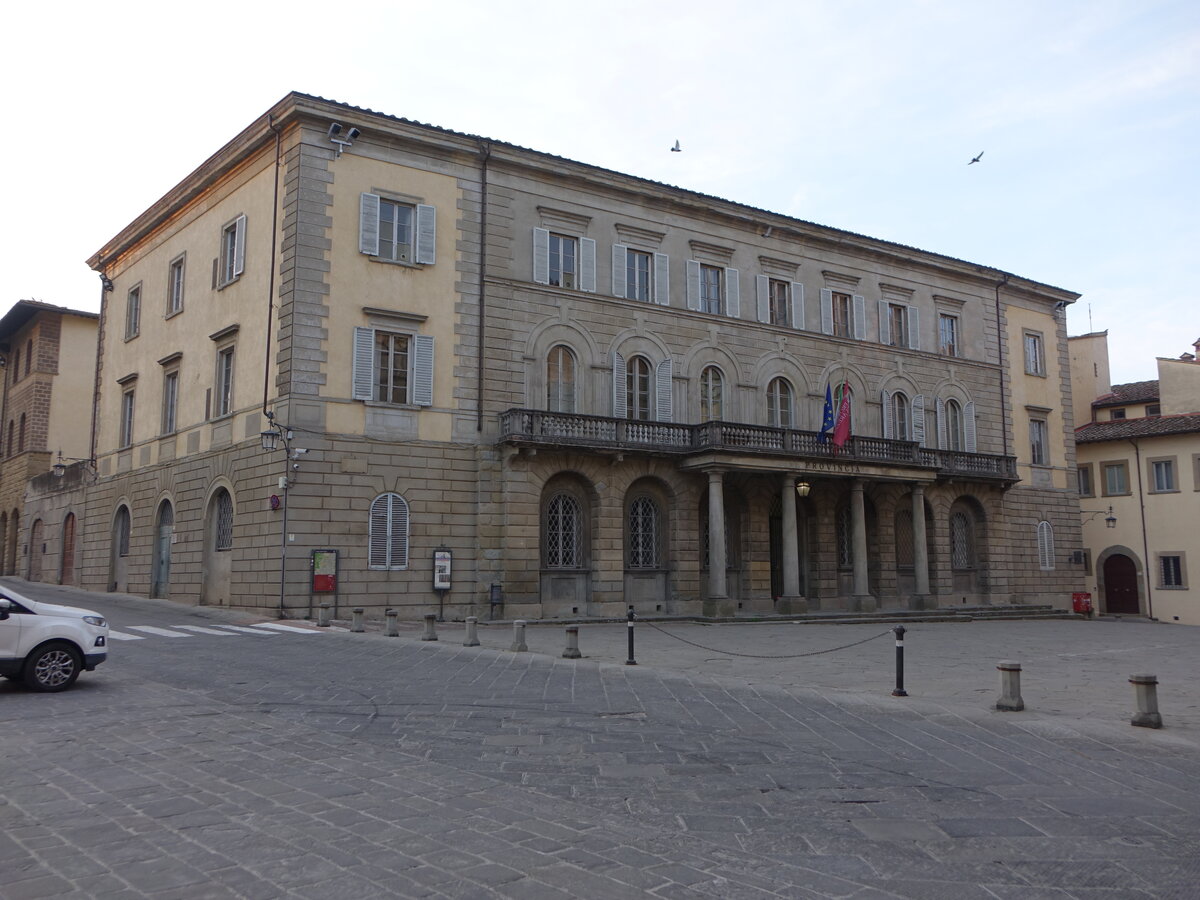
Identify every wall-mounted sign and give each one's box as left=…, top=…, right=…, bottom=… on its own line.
left=312, top=549, right=338, bottom=593
left=433, top=549, right=452, bottom=590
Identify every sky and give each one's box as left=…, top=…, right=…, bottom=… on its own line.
left=2, top=0, right=1196, bottom=386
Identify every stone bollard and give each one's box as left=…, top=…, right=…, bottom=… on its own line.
left=383, top=608, right=398, bottom=637
left=995, top=661, right=1024, bottom=711
left=421, top=613, right=438, bottom=641
left=317, top=603, right=332, bottom=627
left=351, top=607, right=365, bottom=633
left=464, top=616, right=480, bottom=647
left=510, top=620, right=528, bottom=652
left=563, top=625, right=581, bottom=659
left=1130, top=674, right=1163, bottom=728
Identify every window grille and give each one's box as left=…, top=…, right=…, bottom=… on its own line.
left=895, top=510, right=914, bottom=568
left=837, top=506, right=852, bottom=568
left=545, top=493, right=581, bottom=568
left=158, top=502, right=174, bottom=528
left=950, top=511, right=973, bottom=569
left=116, top=507, right=131, bottom=557
left=628, top=496, right=659, bottom=568
left=214, top=490, right=234, bottom=551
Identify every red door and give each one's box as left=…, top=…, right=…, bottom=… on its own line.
left=1104, top=554, right=1140, bottom=615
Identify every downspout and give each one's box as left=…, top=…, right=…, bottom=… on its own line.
left=476, top=141, right=491, bottom=431
left=993, top=274, right=1010, bottom=460
left=89, top=272, right=114, bottom=467
left=1129, top=437, right=1154, bottom=620
left=262, top=114, right=283, bottom=414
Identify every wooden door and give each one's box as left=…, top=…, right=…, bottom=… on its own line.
left=1104, top=554, right=1140, bottom=615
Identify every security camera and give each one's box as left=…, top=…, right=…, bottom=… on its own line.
left=328, top=122, right=342, bottom=137
left=346, top=127, right=361, bottom=140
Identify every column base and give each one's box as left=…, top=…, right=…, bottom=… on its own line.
left=775, top=595, right=808, bottom=615
left=849, top=594, right=877, bottom=613
left=703, top=596, right=735, bottom=618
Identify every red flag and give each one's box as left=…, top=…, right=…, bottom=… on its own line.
left=832, top=381, right=851, bottom=449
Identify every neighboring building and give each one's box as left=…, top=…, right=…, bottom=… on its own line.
left=82, top=92, right=1082, bottom=619
left=1071, top=334, right=1200, bottom=624
left=0, top=300, right=99, bottom=584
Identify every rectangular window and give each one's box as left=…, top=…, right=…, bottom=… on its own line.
left=218, top=214, right=246, bottom=286
left=888, top=303, right=908, bottom=347
left=769, top=279, right=791, bottom=327
left=125, top=285, right=141, bottom=339
left=120, top=389, right=135, bottom=449
left=1077, top=465, right=1093, bottom=497
left=1110, top=408, right=1126, bottom=420
left=167, top=256, right=185, bottom=315
left=375, top=331, right=411, bottom=404
left=1103, top=462, right=1129, bottom=496
left=379, top=199, right=415, bottom=263
left=215, top=347, right=234, bottom=418
left=1151, top=459, right=1176, bottom=492
left=1029, top=418, right=1049, bottom=466
left=700, top=265, right=722, bottom=315
left=938, top=313, right=959, bottom=357
left=832, top=292, right=852, bottom=338
left=1160, top=555, right=1184, bottom=588
left=626, top=249, right=652, bottom=302
left=1146, top=403, right=1161, bottom=417
left=549, top=233, right=577, bottom=289
left=161, top=370, right=179, bottom=435
left=1024, top=331, right=1045, bottom=376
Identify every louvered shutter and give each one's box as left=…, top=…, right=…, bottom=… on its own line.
left=912, top=394, right=926, bottom=446
left=881, top=390, right=893, bottom=439
left=654, top=253, right=670, bottom=306
left=726, top=268, right=740, bottom=318
left=1037, top=521, right=1054, bottom=570
left=655, top=358, right=673, bottom=422
left=686, top=260, right=701, bottom=311
left=532, top=227, right=550, bottom=284
left=907, top=306, right=920, bottom=350
left=878, top=300, right=891, bottom=345
left=415, top=204, right=436, bottom=264
left=360, top=193, right=381, bottom=256
left=233, top=215, right=247, bottom=278
left=612, top=244, right=627, bottom=298
left=612, top=352, right=626, bottom=417
left=852, top=294, right=866, bottom=340
left=352, top=327, right=376, bottom=401
left=820, top=288, right=833, bottom=334
left=756, top=275, right=770, bottom=323
left=791, top=283, right=804, bottom=330
left=369, top=496, right=390, bottom=568
left=390, top=495, right=410, bottom=568
left=964, top=400, right=977, bottom=452
left=412, top=335, right=435, bottom=406
left=936, top=397, right=947, bottom=448
left=580, top=238, right=596, bottom=292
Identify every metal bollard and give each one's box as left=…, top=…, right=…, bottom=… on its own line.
left=351, top=607, right=365, bottom=633
left=421, top=613, right=438, bottom=641
left=510, top=620, right=528, bottom=652
left=383, top=608, right=398, bottom=637
left=1130, top=674, right=1163, bottom=728
left=626, top=607, right=637, bottom=666
left=995, top=661, right=1024, bottom=711
left=317, top=602, right=332, bottom=627
left=563, top=625, right=581, bottom=659
left=464, top=616, right=480, bottom=647
left=891, top=625, right=906, bottom=696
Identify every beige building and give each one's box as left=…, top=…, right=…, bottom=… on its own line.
left=0, top=300, right=99, bottom=583
left=81, top=92, right=1083, bottom=619
left=1071, top=333, right=1200, bottom=624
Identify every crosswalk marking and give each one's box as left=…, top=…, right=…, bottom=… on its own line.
left=204, top=624, right=279, bottom=635
left=105, top=621, right=329, bottom=642
left=127, top=625, right=193, bottom=638
left=250, top=622, right=320, bottom=635
left=107, top=630, right=145, bottom=641
left=173, top=625, right=238, bottom=636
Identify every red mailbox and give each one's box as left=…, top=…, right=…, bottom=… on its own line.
left=1072, top=592, right=1093, bottom=615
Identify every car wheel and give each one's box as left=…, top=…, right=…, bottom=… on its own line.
left=23, top=642, right=82, bottom=692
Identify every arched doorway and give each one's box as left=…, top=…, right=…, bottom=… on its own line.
left=151, top=501, right=174, bottom=598
left=60, top=514, right=77, bottom=586
left=28, top=519, right=44, bottom=582
left=1103, top=554, right=1140, bottom=615
left=201, top=488, right=234, bottom=606
left=108, top=505, right=131, bottom=592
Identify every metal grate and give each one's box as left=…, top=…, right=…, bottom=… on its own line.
left=545, top=493, right=581, bottom=568
left=628, top=496, right=659, bottom=568
left=214, top=490, right=234, bottom=551
left=951, top=512, right=973, bottom=569
left=895, top=510, right=914, bottom=568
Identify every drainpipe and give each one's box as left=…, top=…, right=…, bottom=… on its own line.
left=993, top=274, right=1010, bottom=459
left=1129, top=437, right=1154, bottom=620
left=476, top=141, right=491, bottom=431
left=262, top=114, right=283, bottom=415
left=89, top=271, right=114, bottom=469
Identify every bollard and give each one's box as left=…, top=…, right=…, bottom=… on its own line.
left=383, top=608, right=398, bottom=637
left=995, top=661, right=1024, bottom=711
left=626, top=607, right=637, bottom=666
left=351, top=607, right=365, bottom=633
left=563, top=625, right=581, bottom=659
left=317, top=602, right=332, bottom=627
left=1130, top=674, right=1163, bottom=728
left=421, top=613, right=438, bottom=641
left=891, top=625, right=906, bottom=696
left=464, top=616, right=480, bottom=647
left=510, top=620, right=528, bottom=652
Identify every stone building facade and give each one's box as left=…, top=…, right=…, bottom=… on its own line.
left=82, top=92, right=1083, bottom=619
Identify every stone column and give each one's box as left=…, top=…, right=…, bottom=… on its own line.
left=777, top=475, right=806, bottom=614
left=850, top=479, right=876, bottom=611
left=704, top=470, right=730, bottom=616
left=911, top=484, right=930, bottom=610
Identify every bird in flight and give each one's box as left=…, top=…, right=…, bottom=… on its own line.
left=968, top=151, right=984, bottom=165
left=670, top=140, right=682, bottom=152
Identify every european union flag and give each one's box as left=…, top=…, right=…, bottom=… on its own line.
left=817, top=383, right=834, bottom=443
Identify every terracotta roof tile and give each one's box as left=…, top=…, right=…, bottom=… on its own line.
left=1092, top=380, right=1159, bottom=407
left=1076, top=413, right=1200, bottom=442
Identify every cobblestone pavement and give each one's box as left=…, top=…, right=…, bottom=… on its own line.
left=3, top=580, right=1199, bottom=898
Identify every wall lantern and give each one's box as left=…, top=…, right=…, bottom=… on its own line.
left=795, top=480, right=811, bottom=498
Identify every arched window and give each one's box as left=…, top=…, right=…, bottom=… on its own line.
left=626, top=356, right=652, bottom=421
left=767, top=377, right=793, bottom=429
left=213, top=489, right=234, bottom=551
left=544, top=492, right=582, bottom=568
left=114, top=506, right=131, bottom=558
left=892, top=392, right=911, bottom=441
left=369, top=493, right=409, bottom=570
left=627, top=496, right=660, bottom=568
left=895, top=509, right=914, bottom=569
left=836, top=504, right=852, bottom=568
left=5, top=421, right=11, bottom=457
left=946, top=399, right=964, bottom=451
left=700, top=366, right=723, bottom=421
left=1037, top=521, right=1055, bottom=571
left=18, top=413, right=25, bottom=453
left=950, top=510, right=974, bottom=570
left=546, top=345, right=576, bottom=413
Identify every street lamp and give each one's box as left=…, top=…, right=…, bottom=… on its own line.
left=795, top=480, right=811, bottom=498
left=259, top=411, right=301, bottom=618
left=1083, top=506, right=1117, bottom=529
left=51, top=453, right=96, bottom=479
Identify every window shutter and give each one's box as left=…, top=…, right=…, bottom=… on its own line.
left=936, top=397, right=947, bottom=448
left=881, top=390, right=893, bottom=439
left=878, top=300, right=891, bottom=345
left=964, top=400, right=977, bottom=452
left=233, top=214, right=247, bottom=277
left=612, top=352, right=626, bottom=418
left=359, top=193, right=381, bottom=256
left=352, top=327, right=375, bottom=401
left=368, top=497, right=390, bottom=568
left=655, top=358, right=673, bottom=422
left=612, top=244, right=627, bottom=298
left=907, top=306, right=920, bottom=350
left=390, top=495, right=410, bottom=568
left=791, top=283, right=804, bottom=330
left=912, top=394, right=926, bottom=446
left=1038, top=521, right=1055, bottom=570
left=413, top=335, right=435, bottom=407
left=654, top=253, right=670, bottom=306
left=756, top=275, right=770, bottom=323
left=580, top=238, right=597, bottom=292
left=725, top=268, right=740, bottom=318
left=852, top=294, right=866, bottom=340
left=532, top=227, right=550, bottom=284
left=686, top=260, right=701, bottom=311
left=415, top=204, right=437, bottom=264
left=820, top=288, right=833, bottom=334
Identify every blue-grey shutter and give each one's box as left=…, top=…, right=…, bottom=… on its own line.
left=912, top=394, right=926, bottom=445
left=612, top=352, right=626, bottom=418
left=936, top=397, right=947, bottom=448
left=580, top=238, right=596, bottom=292
left=964, top=401, right=977, bottom=452
left=233, top=214, right=247, bottom=277
left=852, top=294, right=866, bottom=340
left=413, top=335, right=434, bottom=407
left=352, top=327, right=375, bottom=401
left=532, top=227, right=550, bottom=284
left=359, top=193, right=380, bottom=256
left=756, top=275, right=770, bottom=323
left=415, top=204, right=436, bottom=264
left=820, top=288, right=833, bottom=334
left=907, top=306, right=920, bottom=350
left=725, top=268, right=740, bottom=318
left=881, top=390, right=893, bottom=439
left=368, top=496, right=389, bottom=568
left=878, top=300, right=891, bottom=344
left=654, top=253, right=670, bottom=306
left=686, top=260, right=701, bottom=311
left=655, top=358, right=673, bottom=422
left=791, top=282, right=804, bottom=330
left=612, top=244, right=627, bottom=298
left=390, top=494, right=410, bottom=569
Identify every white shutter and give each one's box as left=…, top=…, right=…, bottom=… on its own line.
left=878, top=300, right=891, bottom=345
left=352, top=327, right=375, bottom=401
left=612, top=352, right=627, bottom=418
left=881, top=390, right=893, bottom=439
left=820, top=288, right=833, bottom=334
left=654, top=253, right=670, bottom=306
left=532, top=227, right=550, bottom=284
left=369, top=496, right=390, bottom=568
left=232, top=214, right=247, bottom=277
left=1038, top=521, right=1055, bottom=570
left=390, top=495, right=410, bottom=568
left=912, top=394, right=926, bottom=446
left=791, top=283, right=804, bottom=330
left=359, top=193, right=381, bottom=256
left=413, top=335, right=435, bottom=407
left=686, top=260, right=701, bottom=311
left=756, top=275, right=770, bottom=323
left=415, top=204, right=436, bottom=264
left=580, top=238, right=596, bottom=292
left=612, top=244, right=628, bottom=298
left=964, top=400, right=977, bottom=452
left=726, top=268, right=740, bottom=318
left=907, top=306, right=920, bottom=350
left=936, top=397, right=947, bottom=448
left=655, top=358, right=673, bottom=422
left=852, top=294, right=866, bottom=340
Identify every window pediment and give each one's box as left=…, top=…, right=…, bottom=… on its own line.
left=614, top=223, right=666, bottom=248
left=688, top=240, right=734, bottom=265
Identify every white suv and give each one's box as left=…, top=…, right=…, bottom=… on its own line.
left=0, top=590, right=108, bottom=691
